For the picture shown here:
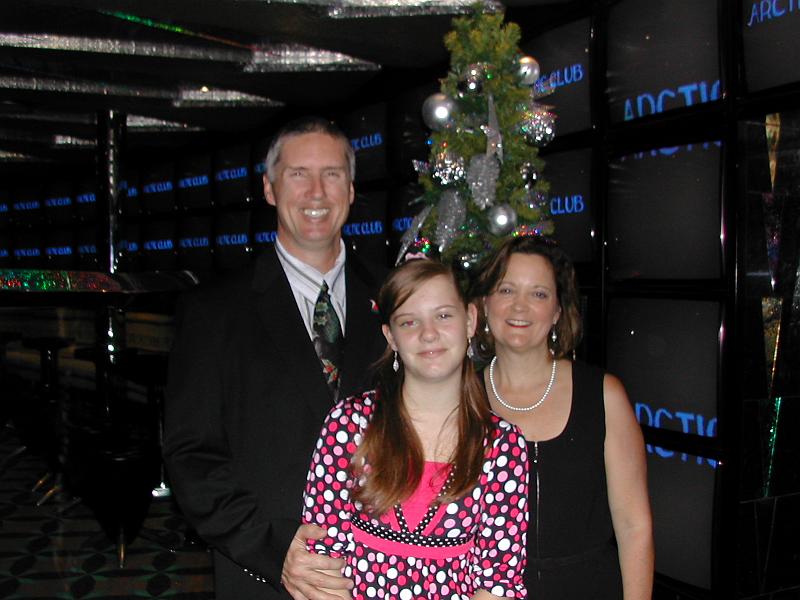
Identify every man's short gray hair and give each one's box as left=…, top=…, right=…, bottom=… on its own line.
left=264, top=116, right=355, bottom=183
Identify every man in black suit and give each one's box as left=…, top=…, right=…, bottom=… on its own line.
left=164, top=117, right=386, bottom=600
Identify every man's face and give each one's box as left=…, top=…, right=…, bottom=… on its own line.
left=264, top=131, right=354, bottom=260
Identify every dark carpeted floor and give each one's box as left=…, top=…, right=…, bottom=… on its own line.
left=0, top=430, right=213, bottom=599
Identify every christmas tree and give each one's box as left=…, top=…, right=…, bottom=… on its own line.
left=398, top=9, right=556, bottom=269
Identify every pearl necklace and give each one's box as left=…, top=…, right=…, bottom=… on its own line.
left=489, top=355, right=557, bottom=412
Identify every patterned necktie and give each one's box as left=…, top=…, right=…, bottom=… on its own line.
left=313, top=281, right=343, bottom=398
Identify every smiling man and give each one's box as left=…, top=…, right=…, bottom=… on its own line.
left=164, top=117, right=387, bottom=600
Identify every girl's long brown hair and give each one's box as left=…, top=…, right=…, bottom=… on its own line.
left=352, top=259, right=492, bottom=515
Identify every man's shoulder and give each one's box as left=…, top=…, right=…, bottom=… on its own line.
left=346, top=251, right=388, bottom=292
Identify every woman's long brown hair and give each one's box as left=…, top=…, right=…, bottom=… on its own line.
left=352, top=259, right=492, bottom=515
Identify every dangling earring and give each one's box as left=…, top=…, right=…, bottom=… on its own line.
left=392, top=351, right=399, bottom=372
left=484, top=312, right=490, bottom=335
left=551, top=327, right=558, bottom=345
left=467, top=337, right=474, bottom=359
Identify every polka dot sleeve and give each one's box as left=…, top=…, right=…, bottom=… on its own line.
left=472, top=420, right=529, bottom=598
left=301, top=392, right=373, bottom=558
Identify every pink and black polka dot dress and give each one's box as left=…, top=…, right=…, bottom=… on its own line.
left=302, top=391, right=529, bottom=599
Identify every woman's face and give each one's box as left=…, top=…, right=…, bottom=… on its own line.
left=382, top=275, right=477, bottom=386
left=484, top=253, right=561, bottom=355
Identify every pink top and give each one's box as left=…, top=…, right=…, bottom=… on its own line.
left=302, top=391, right=529, bottom=599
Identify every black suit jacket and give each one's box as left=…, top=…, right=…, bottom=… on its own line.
left=164, top=247, right=386, bottom=600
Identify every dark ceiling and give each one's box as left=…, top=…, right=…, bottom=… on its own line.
left=0, top=0, right=581, bottom=179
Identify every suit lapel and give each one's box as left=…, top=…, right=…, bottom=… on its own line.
left=252, top=248, right=332, bottom=422
left=340, top=260, right=383, bottom=396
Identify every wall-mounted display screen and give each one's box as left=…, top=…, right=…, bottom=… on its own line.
left=215, top=210, right=251, bottom=270
left=44, top=229, right=74, bottom=269
left=342, top=102, right=388, bottom=183
left=177, top=215, right=213, bottom=272
left=0, top=233, right=11, bottom=267
left=387, top=184, right=425, bottom=264
left=11, top=187, right=42, bottom=228
left=251, top=138, right=271, bottom=204
left=177, top=155, right=212, bottom=211
left=118, top=223, right=140, bottom=272
left=13, top=230, right=43, bottom=268
left=388, top=84, right=439, bottom=182
left=120, top=171, right=140, bottom=218
left=541, top=148, right=594, bottom=262
left=344, top=190, right=388, bottom=267
left=75, top=226, right=98, bottom=270
left=215, top=145, right=251, bottom=207
left=522, top=17, right=591, bottom=136
left=251, top=205, right=277, bottom=251
left=43, top=182, right=74, bottom=227
left=141, top=219, right=177, bottom=271
left=606, top=297, right=721, bottom=436
left=141, top=163, right=176, bottom=216
left=607, top=141, right=722, bottom=280
left=74, top=180, right=98, bottom=223
left=648, top=451, right=716, bottom=590
left=742, top=0, right=800, bottom=93
left=606, top=0, right=720, bottom=123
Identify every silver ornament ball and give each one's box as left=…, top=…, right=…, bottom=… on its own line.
left=486, top=204, right=518, bottom=236
left=422, top=93, right=458, bottom=131
left=458, top=63, right=489, bottom=96
left=517, top=56, right=540, bottom=86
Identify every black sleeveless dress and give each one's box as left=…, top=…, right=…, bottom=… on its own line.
left=486, top=361, right=623, bottom=599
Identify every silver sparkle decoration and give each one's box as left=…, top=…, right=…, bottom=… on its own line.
left=526, top=189, right=549, bottom=212
left=411, top=159, right=430, bottom=175
left=456, top=252, right=482, bottom=271
left=0, top=32, right=248, bottom=62
left=422, top=93, right=458, bottom=131
left=53, top=135, right=95, bottom=147
left=0, top=151, right=50, bottom=163
left=395, top=203, right=432, bottom=265
left=486, top=204, right=517, bottom=236
left=0, top=75, right=175, bottom=99
left=520, top=162, right=539, bottom=189
left=245, top=44, right=379, bottom=72
left=481, top=94, right=503, bottom=161
left=467, top=154, right=499, bottom=210
left=321, top=0, right=503, bottom=18
left=517, top=55, right=540, bottom=86
left=0, top=128, right=94, bottom=149
left=519, top=104, right=556, bottom=146
left=174, top=88, right=282, bottom=108
left=0, top=111, right=94, bottom=125
left=126, top=115, right=203, bottom=132
left=0, top=77, right=282, bottom=108
left=435, top=189, right=466, bottom=252
left=431, top=149, right=466, bottom=186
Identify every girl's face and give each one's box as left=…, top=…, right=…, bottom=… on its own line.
left=484, top=253, right=561, bottom=355
left=382, top=275, right=477, bottom=386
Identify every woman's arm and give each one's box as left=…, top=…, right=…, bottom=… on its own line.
left=604, top=374, right=655, bottom=600
left=472, top=423, right=529, bottom=599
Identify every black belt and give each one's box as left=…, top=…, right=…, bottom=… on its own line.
left=528, top=540, right=616, bottom=570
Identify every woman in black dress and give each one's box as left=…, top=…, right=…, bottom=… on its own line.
left=470, top=236, right=654, bottom=600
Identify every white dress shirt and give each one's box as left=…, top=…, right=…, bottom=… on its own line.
left=274, top=238, right=347, bottom=340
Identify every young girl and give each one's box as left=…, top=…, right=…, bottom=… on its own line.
left=302, top=259, right=528, bottom=600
